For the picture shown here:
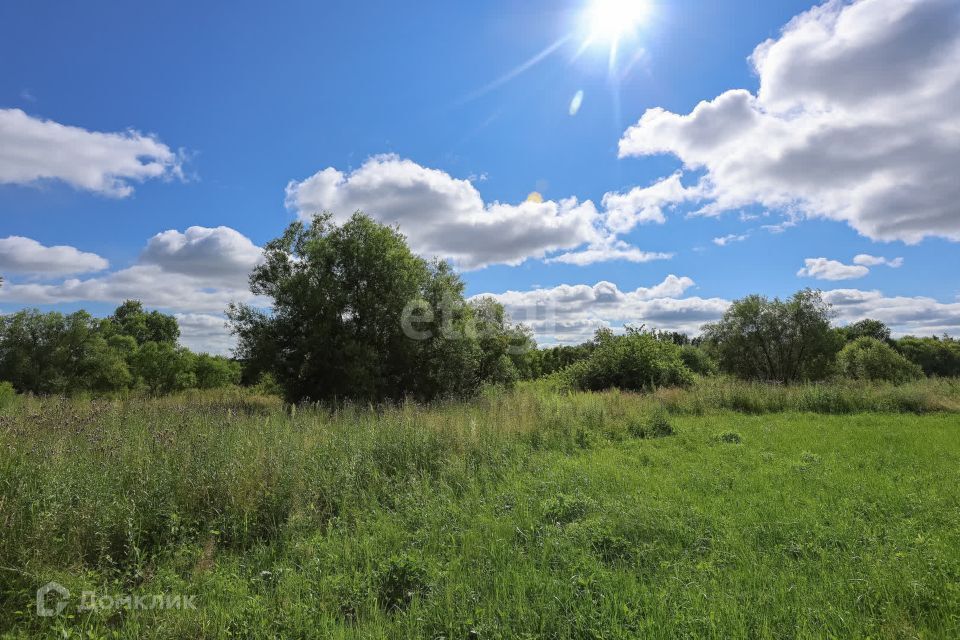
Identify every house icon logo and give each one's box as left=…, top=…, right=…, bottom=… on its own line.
left=36, top=582, right=69, bottom=617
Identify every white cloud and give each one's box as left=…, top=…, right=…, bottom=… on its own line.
left=713, top=233, right=750, bottom=247
left=175, top=313, right=234, bottom=356
left=0, top=108, right=183, bottom=197
left=0, top=236, right=109, bottom=276
left=545, top=238, right=672, bottom=266
left=0, top=265, right=253, bottom=313
left=0, top=227, right=259, bottom=313
left=618, top=0, right=960, bottom=244
left=0, top=226, right=263, bottom=353
left=477, top=278, right=960, bottom=346
left=797, top=258, right=869, bottom=281
left=853, top=254, right=904, bottom=268
left=285, top=155, right=603, bottom=270
left=285, top=154, right=682, bottom=270
left=825, top=289, right=960, bottom=337
left=475, top=275, right=727, bottom=343
left=140, top=226, right=263, bottom=286
left=601, top=172, right=700, bottom=234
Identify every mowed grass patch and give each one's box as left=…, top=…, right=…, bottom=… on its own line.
left=1, top=391, right=959, bottom=638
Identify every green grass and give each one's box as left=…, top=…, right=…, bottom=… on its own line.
left=1, top=382, right=959, bottom=638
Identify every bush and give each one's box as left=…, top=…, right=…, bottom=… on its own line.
left=376, top=554, right=429, bottom=611
left=715, top=431, right=742, bottom=444
left=626, top=407, right=675, bottom=439
left=251, top=372, right=284, bottom=396
left=0, top=381, right=15, bottom=409
left=679, top=345, right=717, bottom=376
left=895, top=336, right=960, bottom=377
left=838, top=337, right=923, bottom=384
left=193, top=354, right=242, bottom=389
left=565, top=328, right=694, bottom=393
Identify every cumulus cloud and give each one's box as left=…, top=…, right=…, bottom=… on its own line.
left=285, top=154, right=681, bottom=270
left=601, top=172, right=700, bottom=234
left=0, top=226, right=263, bottom=353
left=475, top=275, right=728, bottom=343
left=853, top=254, right=904, bottom=268
left=285, top=154, right=602, bottom=270
left=797, top=258, right=870, bottom=281
left=0, top=265, right=252, bottom=313
left=825, top=289, right=960, bottom=337
left=175, top=313, right=234, bottom=356
left=477, top=278, right=960, bottom=345
left=0, top=108, right=183, bottom=197
left=140, top=226, right=263, bottom=286
left=0, top=236, right=109, bottom=276
left=618, top=0, right=960, bottom=243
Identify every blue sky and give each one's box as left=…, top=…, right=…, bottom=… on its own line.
left=2, top=0, right=958, bottom=352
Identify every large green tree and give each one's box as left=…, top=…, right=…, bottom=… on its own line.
left=702, top=289, right=841, bottom=383
left=106, top=300, right=180, bottom=345
left=229, top=212, right=524, bottom=403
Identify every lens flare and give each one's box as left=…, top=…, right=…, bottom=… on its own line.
left=580, top=0, right=651, bottom=70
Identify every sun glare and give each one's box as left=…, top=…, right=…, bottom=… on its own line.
left=586, top=0, right=650, bottom=43
left=580, top=0, right=650, bottom=70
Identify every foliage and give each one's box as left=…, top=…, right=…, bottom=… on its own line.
left=522, top=342, right=595, bottom=379
left=0, top=303, right=239, bottom=396
left=251, top=372, right=283, bottom=396
left=193, top=353, right=243, bottom=389
left=627, top=406, right=675, bottom=438
left=129, top=341, right=198, bottom=394
left=0, top=381, right=15, bottom=409
left=647, top=376, right=960, bottom=415
left=228, top=212, right=528, bottom=403
left=838, top=318, right=892, bottom=344
left=837, top=337, right=923, bottom=383
left=894, top=335, right=960, bottom=377
left=679, top=344, right=717, bottom=376
left=702, top=289, right=841, bottom=382
left=106, top=299, right=180, bottom=345
left=563, top=328, right=694, bottom=392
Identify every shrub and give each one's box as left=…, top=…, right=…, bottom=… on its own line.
left=838, top=337, right=923, bottom=384
left=193, top=354, right=242, bottom=389
left=565, top=328, right=694, bottom=393
left=252, top=372, right=284, bottom=396
left=716, top=431, right=742, bottom=444
left=0, top=381, right=15, bottom=409
left=679, top=345, right=718, bottom=376
left=646, top=407, right=675, bottom=438
left=376, top=554, right=429, bottom=611
left=626, top=407, right=675, bottom=439
left=895, top=335, right=960, bottom=377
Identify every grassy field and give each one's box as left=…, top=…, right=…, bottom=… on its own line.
left=2, top=381, right=960, bottom=638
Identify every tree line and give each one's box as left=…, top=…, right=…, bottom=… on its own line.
left=528, top=291, right=960, bottom=392
left=2, top=213, right=957, bottom=400
left=0, top=301, right=239, bottom=395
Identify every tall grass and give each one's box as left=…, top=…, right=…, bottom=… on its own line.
left=649, top=376, right=960, bottom=415
left=1, top=379, right=959, bottom=637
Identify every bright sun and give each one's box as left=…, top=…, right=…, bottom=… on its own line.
left=585, top=0, right=650, bottom=43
